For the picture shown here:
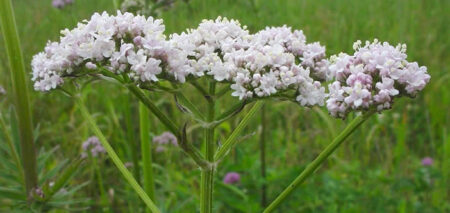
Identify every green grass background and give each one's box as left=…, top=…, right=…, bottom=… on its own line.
left=0, top=0, right=449, bottom=212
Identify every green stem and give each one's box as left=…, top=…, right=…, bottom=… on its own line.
left=263, top=111, right=376, bottom=212
left=260, top=105, right=267, bottom=207
left=127, top=84, right=208, bottom=169
left=140, top=102, right=156, bottom=204
left=172, top=84, right=205, bottom=120
left=190, top=81, right=209, bottom=99
left=92, top=155, right=108, bottom=212
left=112, top=0, right=120, bottom=10
left=215, top=85, right=231, bottom=99
left=214, top=101, right=264, bottom=161
left=0, top=0, right=38, bottom=198
left=200, top=81, right=216, bottom=213
left=124, top=96, right=140, bottom=183
left=76, top=98, right=161, bottom=213
left=127, top=84, right=179, bottom=135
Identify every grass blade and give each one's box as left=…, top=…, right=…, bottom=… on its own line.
left=0, top=0, right=38, bottom=196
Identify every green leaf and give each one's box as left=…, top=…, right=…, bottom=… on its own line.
left=0, top=186, right=25, bottom=201
left=0, top=0, right=38, bottom=195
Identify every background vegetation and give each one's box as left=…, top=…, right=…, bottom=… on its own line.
left=0, top=0, right=448, bottom=212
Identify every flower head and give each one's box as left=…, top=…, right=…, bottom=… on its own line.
left=223, top=172, right=241, bottom=184
left=222, top=26, right=328, bottom=106
left=153, top=132, right=178, bottom=152
left=326, top=40, right=430, bottom=118
left=81, top=136, right=105, bottom=158
left=52, top=0, right=73, bottom=9
left=31, top=11, right=180, bottom=91
left=421, top=157, right=433, bottom=166
left=251, top=26, right=331, bottom=81
left=169, top=16, right=250, bottom=81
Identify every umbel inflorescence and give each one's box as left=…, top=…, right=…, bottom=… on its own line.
left=31, top=11, right=430, bottom=118
left=326, top=40, right=430, bottom=118
left=31, top=11, right=327, bottom=106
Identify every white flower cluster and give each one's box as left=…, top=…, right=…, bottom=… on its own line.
left=32, top=11, right=190, bottom=91
left=31, top=11, right=327, bottom=106
left=222, top=26, right=328, bottom=105
left=169, top=17, right=251, bottom=81
left=251, top=26, right=331, bottom=81
left=326, top=40, right=430, bottom=118
left=171, top=21, right=327, bottom=106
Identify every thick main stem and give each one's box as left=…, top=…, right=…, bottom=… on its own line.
left=200, top=82, right=216, bottom=213
left=263, top=111, right=375, bottom=212
left=0, top=0, right=38, bottom=198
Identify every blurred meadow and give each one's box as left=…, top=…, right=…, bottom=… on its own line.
left=0, top=0, right=449, bottom=212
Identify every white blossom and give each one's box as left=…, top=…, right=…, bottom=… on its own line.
left=327, top=40, right=430, bottom=118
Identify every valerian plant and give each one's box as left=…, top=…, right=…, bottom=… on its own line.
left=30, top=10, right=429, bottom=212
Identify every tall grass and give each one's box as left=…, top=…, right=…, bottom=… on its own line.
left=0, top=0, right=37, bottom=197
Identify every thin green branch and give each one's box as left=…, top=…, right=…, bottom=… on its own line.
left=127, top=84, right=179, bottom=135
left=213, top=101, right=247, bottom=126
left=263, top=110, right=376, bottom=212
left=214, top=101, right=264, bottom=161
left=215, top=85, right=231, bottom=99
left=97, top=69, right=208, bottom=169
left=171, top=84, right=205, bottom=120
left=189, top=81, right=209, bottom=99
left=76, top=98, right=161, bottom=213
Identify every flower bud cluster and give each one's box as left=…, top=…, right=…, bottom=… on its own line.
left=153, top=132, right=178, bottom=152
left=326, top=40, right=430, bottom=118
left=52, top=0, right=73, bottom=9
left=81, top=136, right=105, bottom=158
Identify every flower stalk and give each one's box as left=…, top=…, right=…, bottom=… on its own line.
left=76, top=97, right=161, bottom=213
left=263, top=110, right=376, bottom=212
left=0, top=0, right=38, bottom=198
left=214, top=101, right=264, bottom=161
